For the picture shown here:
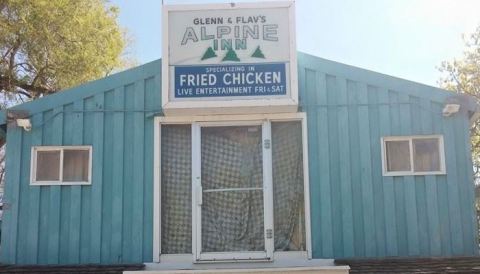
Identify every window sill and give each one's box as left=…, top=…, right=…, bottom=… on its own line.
left=382, top=171, right=446, bottom=177
left=30, top=181, right=91, bottom=186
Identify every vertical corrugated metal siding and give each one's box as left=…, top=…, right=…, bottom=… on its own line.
left=0, top=55, right=477, bottom=264
left=1, top=69, right=160, bottom=264
left=298, top=55, right=477, bottom=258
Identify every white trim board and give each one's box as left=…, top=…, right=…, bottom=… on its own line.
left=153, top=119, right=162, bottom=261
left=152, top=112, right=312, bottom=263
left=157, top=113, right=306, bottom=123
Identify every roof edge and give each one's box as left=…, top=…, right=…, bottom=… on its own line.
left=5, top=59, right=161, bottom=118
left=297, top=52, right=458, bottom=103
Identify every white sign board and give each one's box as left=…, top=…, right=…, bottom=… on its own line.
left=162, top=1, right=298, bottom=115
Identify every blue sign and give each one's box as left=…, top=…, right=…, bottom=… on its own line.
left=174, top=63, right=287, bottom=98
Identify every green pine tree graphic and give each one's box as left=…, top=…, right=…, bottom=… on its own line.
left=222, top=47, right=240, bottom=62
left=201, top=47, right=217, bottom=60
left=251, top=46, right=265, bottom=59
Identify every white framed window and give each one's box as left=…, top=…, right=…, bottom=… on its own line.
left=153, top=113, right=312, bottom=263
left=381, top=135, right=446, bottom=176
left=30, top=146, right=92, bottom=185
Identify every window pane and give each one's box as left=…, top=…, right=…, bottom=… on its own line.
left=413, top=138, right=440, bottom=172
left=63, top=150, right=90, bottom=182
left=201, top=126, right=262, bottom=190
left=36, top=150, right=61, bottom=181
left=385, top=140, right=411, bottom=172
left=161, top=125, right=192, bottom=254
left=272, top=121, right=306, bottom=251
left=201, top=190, right=265, bottom=252
left=201, top=125, right=264, bottom=252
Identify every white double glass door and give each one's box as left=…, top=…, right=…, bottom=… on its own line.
left=192, top=121, right=274, bottom=261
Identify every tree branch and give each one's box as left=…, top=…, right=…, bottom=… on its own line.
left=14, top=89, right=32, bottom=99
left=0, top=75, right=53, bottom=96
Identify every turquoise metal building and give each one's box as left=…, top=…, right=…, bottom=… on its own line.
left=0, top=52, right=478, bottom=266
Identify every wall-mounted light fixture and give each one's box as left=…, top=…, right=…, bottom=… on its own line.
left=442, top=104, right=460, bottom=117
left=16, top=118, right=32, bottom=131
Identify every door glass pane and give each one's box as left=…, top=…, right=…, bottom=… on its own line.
left=201, top=126, right=264, bottom=252
left=63, top=150, right=89, bottom=182
left=272, top=121, right=306, bottom=251
left=413, top=138, right=440, bottom=172
left=36, top=150, right=60, bottom=181
left=385, top=140, right=411, bottom=172
left=161, top=125, right=192, bottom=254
left=202, top=190, right=264, bottom=252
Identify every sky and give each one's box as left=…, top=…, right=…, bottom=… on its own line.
left=111, top=0, right=480, bottom=87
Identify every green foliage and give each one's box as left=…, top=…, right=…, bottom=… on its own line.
left=439, top=25, right=480, bottom=181
left=0, top=0, right=129, bottom=102
left=201, top=47, right=217, bottom=60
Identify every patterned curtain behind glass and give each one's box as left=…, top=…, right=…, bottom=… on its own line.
left=272, top=121, right=305, bottom=251
left=160, top=122, right=305, bottom=254
left=161, top=125, right=192, bottom=254
left=201, top=126, right=265, bottom=252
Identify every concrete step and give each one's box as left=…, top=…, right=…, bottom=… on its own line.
left=124, top=266, right=350, bottom=274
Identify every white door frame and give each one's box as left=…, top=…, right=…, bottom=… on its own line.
left=192, top=121, right=274, bottom=262
left=153, top=112, right=312, bottom=263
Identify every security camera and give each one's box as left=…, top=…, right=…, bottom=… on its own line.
left=16, top=118, right=32, bottom=131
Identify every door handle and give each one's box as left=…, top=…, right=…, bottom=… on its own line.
left=197, top=185, right=203, bottom=206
